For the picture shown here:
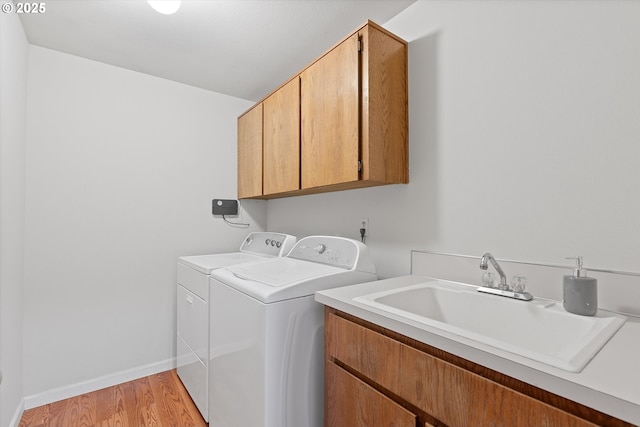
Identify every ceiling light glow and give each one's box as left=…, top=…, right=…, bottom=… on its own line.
left=147, top=0, right=181, bottom=15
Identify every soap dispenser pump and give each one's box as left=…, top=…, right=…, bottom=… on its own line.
left=563, top=256, right=597, bottom=316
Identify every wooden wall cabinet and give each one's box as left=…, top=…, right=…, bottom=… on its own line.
left=263, top=78, right=300, bottom=195
left=237, top=20, right=408, bottom=199
left=325, top=308, right=633, bottom=427
left=237, top=103, right=263, bottom=199
left=300, top=31, right=360, bottom=189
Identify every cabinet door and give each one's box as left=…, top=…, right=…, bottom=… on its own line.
left=325, top=361, right=415, bottom=427
left=237, top=103, right=263, bottom=198
left=301, top=32, right=359, bottom=189
left=263, top=78, right=300, bottom=194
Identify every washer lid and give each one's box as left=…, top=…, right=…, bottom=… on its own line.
left=227, top=258, right=343, bottom=287
left=178, top=253, right=263, bottom=274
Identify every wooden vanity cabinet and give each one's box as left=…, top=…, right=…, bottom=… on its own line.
left=237, top=20, right=408, bottom=199
left=325, top=308, right=633, bottom=427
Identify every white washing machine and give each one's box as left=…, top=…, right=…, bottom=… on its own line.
left=176, top=231, right=296, bottom=421
left=209, top=235, right=377, bottom=427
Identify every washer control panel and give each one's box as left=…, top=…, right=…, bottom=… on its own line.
left=240, top=232, right=296, bottom=257
left=288, top=236, right=361, bottom=269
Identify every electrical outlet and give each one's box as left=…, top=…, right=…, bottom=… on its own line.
left=360, top=217, right=369, bottom=237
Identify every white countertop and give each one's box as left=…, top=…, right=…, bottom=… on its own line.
left=315, top=275, right=640, bottom=426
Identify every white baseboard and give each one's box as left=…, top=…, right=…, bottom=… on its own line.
left=23, top=357, right=176, bottom=410
left=8, top=398, right=25, bottom=427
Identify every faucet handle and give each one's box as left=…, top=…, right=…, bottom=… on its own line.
left=511, top=276, right=527, bottom=293
left=482, top=272, right=498, bottom=288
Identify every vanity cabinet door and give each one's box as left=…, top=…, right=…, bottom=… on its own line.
left=325, top=361, right=416, bottom=427
left=237, top=103, right=263, bottom=198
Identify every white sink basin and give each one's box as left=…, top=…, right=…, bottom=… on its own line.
left=354, top=279, right=627, bottom=372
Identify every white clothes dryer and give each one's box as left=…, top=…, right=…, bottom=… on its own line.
left=209, top=235, right=377, bottom=427
left=176, top=231, right=296, bottom=421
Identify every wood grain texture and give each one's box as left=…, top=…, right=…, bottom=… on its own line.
left=325, top=361, right=416, bottom=427
left=360, top=23, right=408, bottom=184
left=19, top=370, right=206, bottom=427
left=325, top=310, right=626, bottom=427
left=263, top=77, right=300, bottom=195
left=237, top=103, right=263, bottom=198
left=238, top=21, right=408, bottom=199
left=301, top=32, right=360, bottom=189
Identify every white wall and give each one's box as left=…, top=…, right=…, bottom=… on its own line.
left=267, top=0, right=640, bottom=279
left=23, top=46, right=263, bottom=399
left=0, top=6, right=28, bottom=426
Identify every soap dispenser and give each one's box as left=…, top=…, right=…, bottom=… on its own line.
left=563, top=256, right=597, bottom=316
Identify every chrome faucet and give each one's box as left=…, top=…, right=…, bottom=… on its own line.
left=479, top=252, right=508, bottom=290
left=478, top=252, right=533, bottom=301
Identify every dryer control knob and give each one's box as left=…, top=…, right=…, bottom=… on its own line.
left=315, top=244, right=326, bottom=254
left=276, top=241, right=281, bottom=248
left=265, top=239, right=271, bottom=245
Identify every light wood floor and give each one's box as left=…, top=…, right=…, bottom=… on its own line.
left=18, top=369, right=207, bottom=427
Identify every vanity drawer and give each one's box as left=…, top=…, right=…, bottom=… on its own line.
left=326, top=312, right=596, bottom=427
left=325, top=361, right=416, bottom=427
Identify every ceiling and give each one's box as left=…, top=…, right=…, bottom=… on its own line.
left=18, top=0, right=415, bottom=101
